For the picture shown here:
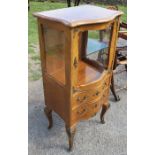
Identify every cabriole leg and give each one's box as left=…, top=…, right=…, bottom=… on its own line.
left=65, top=125, right=76, bottom=151
left=44, top=106, right=53, bottom=129
left=110, top=74, right=120, bottom=101
left=100, top=104, right=110, bottom=124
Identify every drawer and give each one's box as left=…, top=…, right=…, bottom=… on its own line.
left=72, top=71, right=111, bottom=109
left=72, top=82, right=110, bottom=108
left=73, top=91, right=90, bottom=105
left=72, top=89, right=101, bottom=108
left=71, top=104, right=89, bottom=122
left=102, top=75, right=111, bottom=90
left=102, top=88, right=110, bottom=106
left=88, top=99, right=102, bottom=116
left=71, top=98, right=102, bottom=123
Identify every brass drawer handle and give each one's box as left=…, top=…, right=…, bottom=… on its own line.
left=77, top=96, right=88, bottom=103
left=102, top=82, right=108, bottom=89
left=77, top=108, right=86, bottom=115
left=96, top=91, right=100, bottom=96
left=93, top=91, right=100, bottom=96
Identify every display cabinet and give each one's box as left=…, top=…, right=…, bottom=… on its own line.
left=34, top=5, right=122, bottom=151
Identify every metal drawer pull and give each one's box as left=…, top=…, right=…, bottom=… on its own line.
left=96, top=91, right=100, bottom=96
left=93, top=91, right=100, bottom=96
left=102, top=82, right=107, bottom=89
left=77, top=108, right=86, bottom=115
left=77, top=96, right=87, bottom=102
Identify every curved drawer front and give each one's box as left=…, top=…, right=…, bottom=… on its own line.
left=102, top=88, right=110, bottom=106
left=71, top=98, right=103, bottom=123
left=72, top=72, right=111, bottom=109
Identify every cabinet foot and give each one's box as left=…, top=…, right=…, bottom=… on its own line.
left=100, top=104, right=110, bottom=124
left=65, top=125, right=76, bottom=151
left=110, top=74, right=120, bottom=101
left=44, top=107, right=53, bottom=129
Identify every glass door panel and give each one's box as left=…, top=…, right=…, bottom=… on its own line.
left=77, top=25, right=112, bottom=86
left=43, top=26, right=66, bottom=85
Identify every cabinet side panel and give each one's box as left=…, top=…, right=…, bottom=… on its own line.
left=44, top=76, right=68, bottom=122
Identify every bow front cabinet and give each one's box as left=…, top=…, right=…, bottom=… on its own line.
left=34, top=5, right=122, bottom=151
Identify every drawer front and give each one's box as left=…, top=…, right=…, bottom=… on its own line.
left=72, top=74, right=111, bottom=109
left=71, top=98, right=103, bottom=123
left=88, top=99, right=102, bottom=117
left=102, top=88, right=110, bottom=107
left=71, top=104, right=89, bottom=122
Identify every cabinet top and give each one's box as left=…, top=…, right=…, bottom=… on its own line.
left=33, top=5, right=123, bottom=27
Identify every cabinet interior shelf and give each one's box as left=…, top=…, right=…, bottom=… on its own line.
left=46, top=55, right=102, bottom=85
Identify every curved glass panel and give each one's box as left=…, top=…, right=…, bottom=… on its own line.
left=77, top=25, right=112, bottom=86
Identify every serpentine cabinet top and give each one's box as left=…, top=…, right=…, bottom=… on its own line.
left=34, top=5, right=123, bottom=27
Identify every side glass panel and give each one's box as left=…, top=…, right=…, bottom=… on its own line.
left=43, top=26, right=66, bottom=85
left=77, top=25, right=112, bottom=86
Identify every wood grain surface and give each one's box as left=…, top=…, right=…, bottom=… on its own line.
left=34, top=5, right=123, bottom=27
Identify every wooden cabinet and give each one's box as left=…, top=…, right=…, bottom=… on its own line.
left=34, top=5, right=122, bottom=151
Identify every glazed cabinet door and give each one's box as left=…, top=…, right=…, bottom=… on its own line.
left=71, top=19, right=120, bottom=123
left=43, top=25, right=66, bottom=85
left=76, top=22, right=114, bottom=87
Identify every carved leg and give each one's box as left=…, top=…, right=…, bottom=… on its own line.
left=44, top=107, right=53, bottom=129
left=110, top=73, right=120, bottom=101
left=65, top=125, right=76, bottom=151
left=100, top=104, right=110, bottom=124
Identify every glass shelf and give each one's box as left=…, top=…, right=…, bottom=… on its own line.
left=87, top=38, right=108, bottom=55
